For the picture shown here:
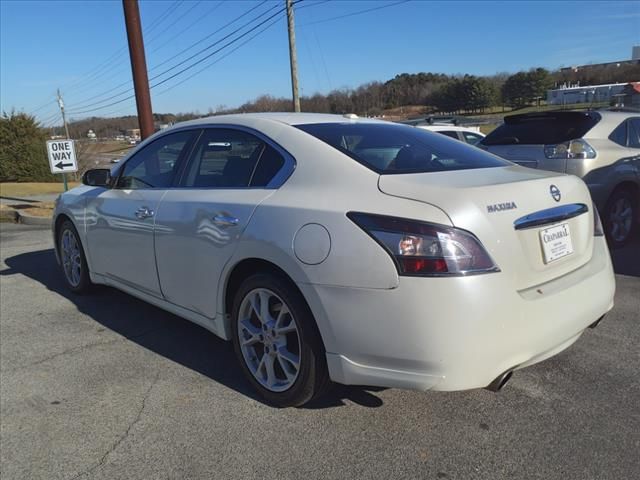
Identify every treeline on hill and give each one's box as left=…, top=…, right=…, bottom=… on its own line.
left=5, top=63, right=638, bottom=182
left=58, top=62, right=639, bottom=139
left=64, top=112, right=201, bottom=140
left=230, top=63, right=640, bottom=115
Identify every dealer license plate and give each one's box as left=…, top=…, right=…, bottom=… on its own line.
left=540, top=223, right=573, bottom=264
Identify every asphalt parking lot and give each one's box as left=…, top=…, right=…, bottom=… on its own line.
left=1, top=224, right=638, bottom=480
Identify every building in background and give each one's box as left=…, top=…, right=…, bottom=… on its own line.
left=546, top=82, right=633, bottom=106
left=560, top=46, right=640, bottom=74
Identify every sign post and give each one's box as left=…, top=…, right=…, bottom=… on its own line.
left=46, top=140, right=78, bottom=191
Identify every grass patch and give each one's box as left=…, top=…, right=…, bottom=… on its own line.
left=0, top=182, right=80, bottom=198
left=19, top=201, right=55, bottom=217
left=0, top=201, right=55, bottom=221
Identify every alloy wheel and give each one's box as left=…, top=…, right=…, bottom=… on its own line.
left=609, top=197, right=633, bottom=243
left=237, top=288, right=301, bottom=392
left=61, top=229, right=82, bottom=287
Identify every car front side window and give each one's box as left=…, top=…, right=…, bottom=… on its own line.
left=463, top=132, right=483, bottom=145
left=116, top=130, right=195, bottom=189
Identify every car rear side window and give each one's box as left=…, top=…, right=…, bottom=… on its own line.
left=439, top=131, right=460, bottom=140
left=295, top=122, right=508, bottom=174
left=628, top=118, right=640, bottom=148
left=462, top=132, right=484, bottom=145
left=182, top=129, right=288, bottom=188
left=250, top=144, right=285, bottom=187
left=481, top=112, right=601, bottom=146
left=608, top=121, right=628, bottom=147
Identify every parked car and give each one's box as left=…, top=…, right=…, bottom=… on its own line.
left=480, top=110, right=640, bottom=246
left=417, top=124, right=485, bottom=145
left=54, top=113, right=615, bottom=407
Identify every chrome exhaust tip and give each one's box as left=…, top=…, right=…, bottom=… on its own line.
left=485, top=370, right=513, bottom=392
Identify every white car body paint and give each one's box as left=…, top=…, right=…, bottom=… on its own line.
left=53, top=113, right=615, bottom=392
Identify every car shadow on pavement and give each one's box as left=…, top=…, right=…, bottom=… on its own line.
left=1, top=249, right=384, bottom=409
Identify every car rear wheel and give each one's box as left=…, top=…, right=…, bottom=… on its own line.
left=58, top=220, right=92, bottom=293
left=231, top=273, right=330, bottom=407
left=604, top=188, right=638, bottom=248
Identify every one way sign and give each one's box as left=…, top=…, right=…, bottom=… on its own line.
left=46, top=139, right=78, bottom=174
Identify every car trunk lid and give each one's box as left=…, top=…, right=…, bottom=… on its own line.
left=378, top=165, right=595, bottom=290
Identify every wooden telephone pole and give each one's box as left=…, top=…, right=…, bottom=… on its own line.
left=286, top=0, right=300, bottom=112
left=56, top=89, right=70, bottom=191
left=123, top=0, right=154, bottom=139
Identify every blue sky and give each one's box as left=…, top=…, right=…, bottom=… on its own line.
left=1, top=0, right=638, bottom=126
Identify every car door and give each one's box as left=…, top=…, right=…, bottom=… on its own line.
left=154, top=127, right=291, bottom=318
left=85, top=129, right=198, bottom=297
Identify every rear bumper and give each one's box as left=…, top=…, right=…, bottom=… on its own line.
left=300, top=237, right=615, bottom=391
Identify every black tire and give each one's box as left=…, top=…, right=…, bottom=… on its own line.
left=604, top=187, right=638, bottom=248
left=58, top=219, right=92, bottom=294
left=230, top=273, right=330, bottom=407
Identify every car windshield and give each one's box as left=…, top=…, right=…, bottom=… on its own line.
left=295, top=122, right=509, bottom=174
left=481, top=112, right=601, bottom=146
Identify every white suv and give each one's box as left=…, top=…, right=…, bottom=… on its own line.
left=481, top=110, right=640, bottom=246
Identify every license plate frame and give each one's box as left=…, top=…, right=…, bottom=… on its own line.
left=539, top=222, right=574, bottom=264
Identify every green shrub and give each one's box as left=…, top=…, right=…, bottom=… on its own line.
left=0, top=111, right=55, bottom=182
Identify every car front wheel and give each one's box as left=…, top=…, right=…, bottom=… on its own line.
left=58, top=219, right=92, bottom=293
left=231, top=273, right=330, bottom=407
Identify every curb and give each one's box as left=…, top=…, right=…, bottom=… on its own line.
left=16, top=211, right=52, bottom=226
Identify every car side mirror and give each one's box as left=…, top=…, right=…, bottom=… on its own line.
left=82, top=168, right=112, bottom=187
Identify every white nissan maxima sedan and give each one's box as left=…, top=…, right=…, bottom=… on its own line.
left=54, top=113, right=616, bottom=407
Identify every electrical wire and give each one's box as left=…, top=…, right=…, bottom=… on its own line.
left=67, top=5, right=289, bottom=116
left=299, top=0, right=410, bottom=26
left=64, top=1, right=272, bottom=112
left=65, top=2, right=282, bottom=114
left=27, top=0, right=183, bottom=115
left=156, top=12, right=285, bottom=96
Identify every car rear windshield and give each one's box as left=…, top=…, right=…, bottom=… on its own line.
left=295, top=122, right=509, bottom=174
left=481, top=111, right=601, bottom=146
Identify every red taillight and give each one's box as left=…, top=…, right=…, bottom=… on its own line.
left=348, top=212, right=500, bottom=277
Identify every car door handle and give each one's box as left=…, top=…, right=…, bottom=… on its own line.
left=212, top=214, right=239, bottom=227
left=135, top=206, right=154, bottom=219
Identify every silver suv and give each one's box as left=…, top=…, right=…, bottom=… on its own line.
left=481, top=110, right=640, bottom=247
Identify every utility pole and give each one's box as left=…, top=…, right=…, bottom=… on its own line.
left=286, top=0, right=300, bottom=112
left=56, top=89, right=70, bottom=191
left=123, top=0, right=154, bottom=139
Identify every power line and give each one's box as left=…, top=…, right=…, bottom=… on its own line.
left=60, top=1, right=231, bottom=106
left=62, top=0, right=199, bottom=102
left=64, top=1, right=272, bottom=112
left=66, top=2, right=281, bottom=114
left=61, top=1, right=183, bottom=93
left=299, top=0, right=410, bottom=26
left=156, top=12, right=285, bottom=97
left=67, top=5, right=291, bottom=116
left=143, top=0, right=202, bottom=48
left=27, top=0, right=183, bottom=115
left=149, top=0, right=270, bottom=73
left=146, top=1, right=224, bottom=57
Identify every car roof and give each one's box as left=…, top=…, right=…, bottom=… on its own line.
left=417, top=125, right=483, bottom=134
left=176, top=112, right=382, bottom=128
